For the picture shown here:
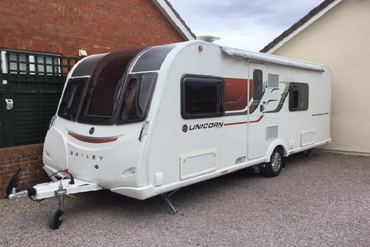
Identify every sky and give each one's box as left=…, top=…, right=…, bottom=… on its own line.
left=168, top=0, right=324, bottom=52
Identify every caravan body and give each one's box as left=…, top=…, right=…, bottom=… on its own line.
left=42, top=41, right=331, bottom=200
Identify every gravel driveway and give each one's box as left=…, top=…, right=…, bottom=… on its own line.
left=0, top=151, right=369, bottom=247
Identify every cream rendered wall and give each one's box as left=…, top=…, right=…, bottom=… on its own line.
left=271, top=0, right=370, bottom=154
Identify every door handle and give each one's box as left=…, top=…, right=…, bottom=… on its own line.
left=260, top=101, right=266, bottom=112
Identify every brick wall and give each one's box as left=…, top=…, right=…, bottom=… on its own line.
left=0, top=144, right=44, bottom=197
left=0, top=0, right=186, bottom=57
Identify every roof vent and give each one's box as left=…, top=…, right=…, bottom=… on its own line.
left=196, top=35, right=221, bottom=43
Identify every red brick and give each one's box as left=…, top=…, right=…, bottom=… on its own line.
left=0, top=0, right=186, bottom=57
left=22, top=146, right=32, bottom=154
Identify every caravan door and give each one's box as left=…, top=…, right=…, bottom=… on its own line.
left=248, top=63, right=266, bottom=160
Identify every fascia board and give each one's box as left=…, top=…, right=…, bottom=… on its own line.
left=267, top=0, right=343, bottom=54
left=152, top=0, right=195, bottom=41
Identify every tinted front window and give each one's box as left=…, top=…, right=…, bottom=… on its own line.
left=78, top=48, right=144, bottom=124
left=118, top=73, right=157, bottom=123
left=181, top=75, right=225, bottom=119
left=85, top=77, right=119, bottom=118
left=57, top=48, right=161, bottom=125
left=58, top=78, right=87, bottom=121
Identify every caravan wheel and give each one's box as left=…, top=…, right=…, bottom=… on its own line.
left=261, top=147, right=284, bottom=177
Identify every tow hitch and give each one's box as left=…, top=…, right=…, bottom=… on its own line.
left=4, top=167, right=101, bottom=230
left=4, top=168, right=36, bottom=199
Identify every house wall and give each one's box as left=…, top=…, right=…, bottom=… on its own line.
left=0, top=0, right=188, bottom=196
left=271, top=0, right=370, bottom=154
left=0, top=0, right=185, bottom=56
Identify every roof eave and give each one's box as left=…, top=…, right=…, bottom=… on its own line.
left=260, top=0, right=342, bottom=54
left=152, top=0, right=196, bottom=41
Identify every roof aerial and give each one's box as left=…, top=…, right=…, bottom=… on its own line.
left=197, top=35, right=221, bottom=43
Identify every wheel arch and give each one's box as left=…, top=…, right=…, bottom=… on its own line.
left=264, top=139, right=288, bottom=163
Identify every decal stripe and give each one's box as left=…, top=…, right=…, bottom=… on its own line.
left=225, top=121, right=248, bottom=126
left=68, top=132, right=118, bottom=143
left=225, top=115, right=264, bottom=126
left=266, top=82, right=290, bottom=114
left=312, top=113, right=329, bottom=116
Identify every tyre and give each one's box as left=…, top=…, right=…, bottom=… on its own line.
left=49, top=209, right=64, bottom=230
left=261, top=147, right=284, bottom=177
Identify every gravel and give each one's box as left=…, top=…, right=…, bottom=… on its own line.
left=0, top=151, right=369, bottom=247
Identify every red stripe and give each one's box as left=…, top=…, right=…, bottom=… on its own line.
left=225, top=115, right=264, bottom=126
left=68, top=132, right=118, bottom=143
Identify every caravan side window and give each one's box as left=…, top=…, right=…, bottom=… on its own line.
left=181, top=74, right=225, bottom=119
left=253, top=69, right=263, bottom=100
left=289, top=83, right=309, bottom=111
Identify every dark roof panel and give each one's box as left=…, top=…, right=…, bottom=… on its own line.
left=132, top=44, right=178, bottom=72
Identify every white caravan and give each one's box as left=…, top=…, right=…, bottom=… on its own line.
left=5, top=40, right=331, bottom=229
